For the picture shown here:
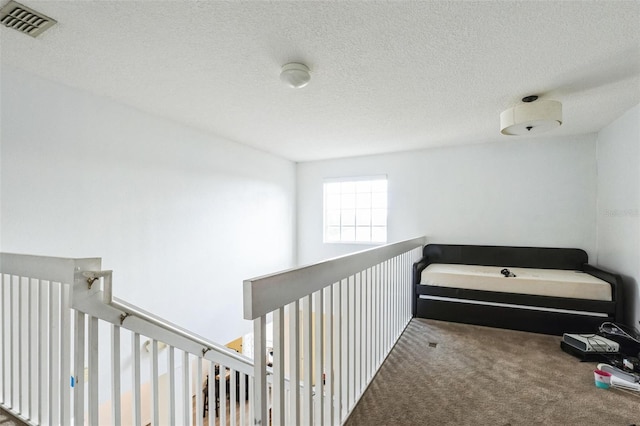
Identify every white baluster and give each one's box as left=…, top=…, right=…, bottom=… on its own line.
left=73, top=310, right=85, bottom=426
left=151, top=339, right=160, bottom=426
left=111, top=325, right=122, bottom=426
left=132, top=332, right=142, bottom=426
left=314, top=290, right=324, bottom=426
left=60, top=284, right=71, bottom=426
left=168, top=346, right=175, bottom=425
left=229, top=368, right=237, bottom=426
left=301, top=295, right=313, bottom=425
left=182, top=351, right=190, bottom=426
left=219, top=362, right=226, bottom=426
left=324, top=284, right=333, bottom=426
left=273, top=307, right=285, bottom=426
left=0, top=274, right=5, bottom=406
left=240, top=371, right=247, bottom=426
left=17, top=276, right=22, bottom=413
left=253, top=316, right=267, bottom=426
left=341, top=276, right=349, bottom=417
left=88, top=315, right=99, bottom=426
left=333, top=280, right=342, bottom=424
left=195, top=356, right=203, bottom=426
left=207, top=360, right=215, bottom=426
left=49, top=282, right=60, bottom=425
left=287, top=300, right=300, bottom=426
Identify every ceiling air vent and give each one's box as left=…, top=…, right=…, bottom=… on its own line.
left=0, top=0, right=56, bottom=38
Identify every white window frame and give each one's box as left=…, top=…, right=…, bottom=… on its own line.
left=323, top=175, right=388, bottom=244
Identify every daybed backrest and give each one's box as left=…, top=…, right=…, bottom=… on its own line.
left=422, top=244, right=588, bottom=270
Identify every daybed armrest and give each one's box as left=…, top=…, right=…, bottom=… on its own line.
left=412, top=257, right=429, bottom=284
left=412, top=257, right=430, bottom=316
left=412, top=244, right=449, bottom=284
left=583, top=264, right=624, bottom=323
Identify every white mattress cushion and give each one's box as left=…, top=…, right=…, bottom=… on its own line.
left=420, top=263, right=611, bottom=301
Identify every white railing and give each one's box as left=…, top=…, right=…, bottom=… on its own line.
left=1, top=236, right=425, bottom=426
left=0, top=253, right=255, bottom=426
left=244, top=237, right=425, bottom=426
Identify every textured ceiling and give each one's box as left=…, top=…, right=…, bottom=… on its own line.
left=1, top=0, right=639, bottom=162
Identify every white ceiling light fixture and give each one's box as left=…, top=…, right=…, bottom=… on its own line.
left=280, top=62, right=311, bottom=88
left=500, top=95, right=562, bottom=136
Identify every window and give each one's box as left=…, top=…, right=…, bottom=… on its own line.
left=323, top=177, right=388, bottom=243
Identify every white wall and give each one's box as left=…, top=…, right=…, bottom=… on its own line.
left=0, top=65, right=296, bottom=343
left=297, top=134, right=598, bottom=265
left=596, top=103, right=640, bottom=327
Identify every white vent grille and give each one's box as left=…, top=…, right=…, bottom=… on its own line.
left=0, top=0, right=56, bottom=37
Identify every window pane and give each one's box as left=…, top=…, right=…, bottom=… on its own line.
left=341, top=226, right=355, bottom=241
left=341, top=181, right=356, bottom=193
left=327, top=210, right=341, bottom=226
left=355, top=180, right=371, bottom=193
left=371, top=192, right=387, bottom=209
left=371, top=209, right=386, bottom=226
left=325, top=182, right=341, bottom=194
left=326, top=193, right=341, bottom=209
left=371, top=180, right=387, bottom=192
left=341, top=209, right=355, bottom=226
left=356, top=209, right=371, bottom=226
left=356, top=226, right=370, bottom=242
left=356, top=192, right=371, bottom=209
left=341, top=193, right=355, bottom=209
left=326, top=226, right=341, bottom=242
left=371, top=226, right=387, bottom=242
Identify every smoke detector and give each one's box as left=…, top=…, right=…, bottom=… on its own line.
left=0, top=1, right=56, bottom=38
left=280, top=63, right=311, bottom=89
left=500, top=95, right=562, bottom=136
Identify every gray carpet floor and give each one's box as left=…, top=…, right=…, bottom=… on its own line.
left=0, top=408, right=25, bottom=426
left=345, top=318, right=639, bottom=426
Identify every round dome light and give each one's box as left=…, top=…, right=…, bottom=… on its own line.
left=500, top=98, right=562, bottom=136
left=280, top=63, right=311, bottom=89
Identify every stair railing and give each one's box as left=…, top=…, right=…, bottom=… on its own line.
left=244, top=236, right=425, bottom=426
left=0, top=253, right=254, bottom=426
left=1, top=236, right=425, bottom=426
